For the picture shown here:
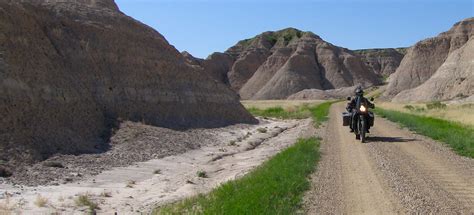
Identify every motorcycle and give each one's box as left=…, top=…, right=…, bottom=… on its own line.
left=342, top=97, right=374, bottom=143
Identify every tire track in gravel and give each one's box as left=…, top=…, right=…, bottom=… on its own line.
left=368, top=116, right=474, bottom=214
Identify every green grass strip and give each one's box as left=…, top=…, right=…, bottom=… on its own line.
left=246, top=106, right=312, bottom=120
left=310, top=101, right=334, bottom=126
left=247, top=101, right=335, bottom=126
left=374, top=108, right=474, bottom=158
left=156, top=137, right=321, bottom=215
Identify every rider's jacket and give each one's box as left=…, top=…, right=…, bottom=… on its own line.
left=346, top=96, right=375, bottom=112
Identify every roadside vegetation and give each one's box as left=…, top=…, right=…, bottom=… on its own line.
left=378, top=101, right=474, bottom=126
left=156, top=137, right=320, bottom=214
left=247, top=101, right=335, bottom=126
left=155, top=101, right=335, bottom=214
left=374, top=108, right=474, bottom=158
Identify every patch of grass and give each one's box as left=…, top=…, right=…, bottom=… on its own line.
left=403, top=105, right=415, bottom=111
left=197, top=170, right=207, bottom=178
left=247, top=101, right=335, bottom=123
left=374, top=108, right=474, bottom=158
left=310, top=101, right=334, bottom=126
left=247, top=106, right=311, bottom=119
left=75, top=194, right=99, bottom=211
left=34, top=195, right=48, bottom=208
left=426, top=101, right=447, bottom=110
left=156, top=137, right=320, bottom=214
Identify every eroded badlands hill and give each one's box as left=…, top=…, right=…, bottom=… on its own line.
left=354, top=48, right=406, bottom=78
left=393, top=38, right=474, bottom=102
left=384, top=17, right=474, bottom=99
left=186, top=28, right=381, bottom=100
left=0, top=0, right=256, bottom=167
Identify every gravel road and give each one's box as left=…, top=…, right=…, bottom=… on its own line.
left=304, top=103, right=474, bottom=214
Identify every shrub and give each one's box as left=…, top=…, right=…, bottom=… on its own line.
left=75, top=194, right=99, bottom=211
left=197, top=170, right=207, bottom=178
left=403, top=105, right=415, bottom=111
left=34, top=195, right=48, bottom=207
left=426, top=101, right=447, bottom=110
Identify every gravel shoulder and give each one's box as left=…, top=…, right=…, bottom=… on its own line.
left=304, top=103, right=474, bottom=214
left=0, top=118, right=315, bottom=213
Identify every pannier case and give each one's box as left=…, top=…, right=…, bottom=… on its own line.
left=368, top=112, right=375, bottom=126
left=342, top=112, right=351, bottom=126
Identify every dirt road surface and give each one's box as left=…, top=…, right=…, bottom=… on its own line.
left=304, top=103, right=474, bottom=214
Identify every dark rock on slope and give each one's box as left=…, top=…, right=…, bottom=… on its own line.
left=353, top=48, right=406, bottom=78
left=189, top=28, right=381, bottom=100
left=384, top=17, right=474, bottom=99
left=0, top=0, right=256, bottom=167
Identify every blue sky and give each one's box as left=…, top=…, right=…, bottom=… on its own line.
left=116, top=0, right=473, bottom=58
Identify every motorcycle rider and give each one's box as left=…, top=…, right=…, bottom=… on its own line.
left=346, top=87, right=375, bottom=133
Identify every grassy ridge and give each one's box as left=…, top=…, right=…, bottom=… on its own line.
left=247, top=106, right=311, bottom=119
left=157, top=138, right=320, bottom=214
left=248, top=101, right=335, bottom=126
left=374, top=108, right=474, bottom=158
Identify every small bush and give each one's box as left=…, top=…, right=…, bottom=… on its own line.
left=197, top=170, right=207, bottom=178
left=34, top=195, right=48, bottom=208
left=426, top=101, right=447, bottom=110
left=403, top=105, right=415, bottom=111
left=257, top=128, right=267, bottom=133
left=415, top=107, right=426, bottom=112
left=75, top=194, right=99, bottom=211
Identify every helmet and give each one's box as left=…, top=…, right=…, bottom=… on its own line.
left=355, top=87, right=364, bottom=96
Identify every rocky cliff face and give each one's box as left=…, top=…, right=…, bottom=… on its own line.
left=384, top=18, right=474, bottom=99
left=354, top=48, right=406, bottom=78
left=0, top=1, right=256, bottom=166
left=189, top=28, right=381, bottom=100
left=393, top=38, right=474, bottom=102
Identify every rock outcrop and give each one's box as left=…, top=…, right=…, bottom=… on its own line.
left=190, top=28, right=381, bottom=100
left=384, top=18, right=474, bottom=98
left=354, top=48, right=406, bottom=78
left=393, top=38, right=474, bottom=102
left=0, top=1, right=256, bottom=166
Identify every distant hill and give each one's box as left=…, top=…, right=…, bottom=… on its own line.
left=353, top=48, right=407, bottom=78
left=185, top=28, right=382, bottom=100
